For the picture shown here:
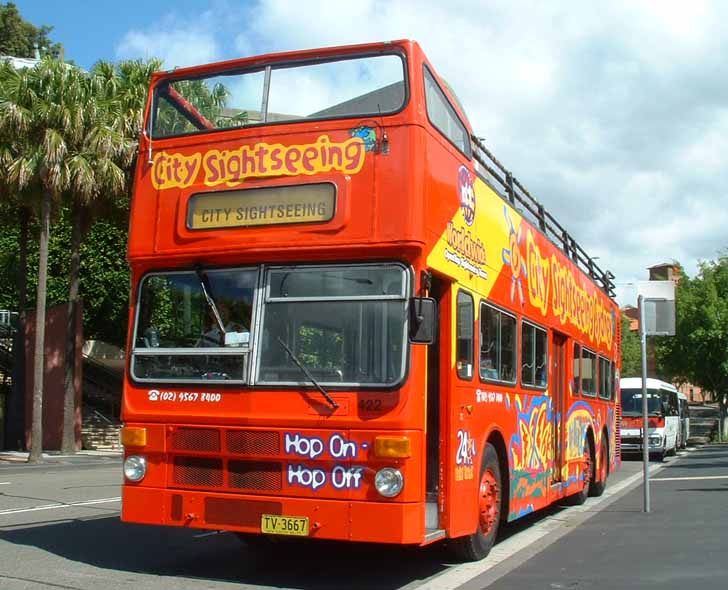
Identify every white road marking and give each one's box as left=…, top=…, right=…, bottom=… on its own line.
left=0, top=482, right=11, bottom=485
left=652, top=474, right=728, bottom=482
left=0, top=496, right=121, bottom=516
left=414, top=463, right=665, bottom=590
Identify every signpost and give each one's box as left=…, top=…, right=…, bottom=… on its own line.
left=637, top=280, right=675, bottom=513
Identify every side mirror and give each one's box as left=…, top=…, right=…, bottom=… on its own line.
left=409, top=297, right=437, bottom=344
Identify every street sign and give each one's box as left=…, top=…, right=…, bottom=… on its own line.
left=637, top=279, right=676, bottom=513
left=637, top=281, right=675, bottom=336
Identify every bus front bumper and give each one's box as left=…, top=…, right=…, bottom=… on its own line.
left=122, top=485, right=426, bottom=545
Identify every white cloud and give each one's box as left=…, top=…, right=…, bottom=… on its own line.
left=115, top=9, right=226, bottom=68
left=115, top=0, right=728, bottom=305
left=117, top=28, right=220, bottom=69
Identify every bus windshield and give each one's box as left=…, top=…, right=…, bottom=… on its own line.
left=620, top=388, right=664, bottom=416
left=152, top=53, right=406, bottom=138
left=131, top=263, right=408, bottom=387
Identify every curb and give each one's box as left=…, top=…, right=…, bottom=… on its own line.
left=0, top=450, right=122, bottom=463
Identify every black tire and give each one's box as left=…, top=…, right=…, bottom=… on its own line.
left=589, top=436, right=608, bottom=497
left=449, top=443, right=502, bottom=562
left=565, top=436, right=592, bottom=506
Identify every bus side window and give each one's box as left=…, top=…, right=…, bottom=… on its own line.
left=572, top=343, right=581, bottom=395
left=598, top=357, right=610, bottom=399
left=456, top=290, right=474, bottom=380
left=581, top=348, right=596, bottom=396
left=521, top=322, right=547, bottom=388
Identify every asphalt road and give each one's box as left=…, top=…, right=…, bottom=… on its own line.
left=0, top=450, right=706, bottom=590
left=473, top=445, right=728, bottom=589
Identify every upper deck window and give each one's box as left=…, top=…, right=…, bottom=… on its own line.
left=423, top=66, right=471, bottom=158
left=152, top=53, right=406, bottom=139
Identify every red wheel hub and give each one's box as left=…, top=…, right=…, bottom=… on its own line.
left=478, top=469, right=500, bottom=535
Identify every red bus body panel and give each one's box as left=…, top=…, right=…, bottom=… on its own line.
left=122, top=40, right=620, bottom=546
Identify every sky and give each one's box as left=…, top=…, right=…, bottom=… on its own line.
left=14, top=0, right=728, bottom=306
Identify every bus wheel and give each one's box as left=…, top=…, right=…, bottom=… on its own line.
left=589, top=437, right=608, bottom=497
left=450, top=443, right=502, bottom=562
left=565, top=437, right=592, bottom=506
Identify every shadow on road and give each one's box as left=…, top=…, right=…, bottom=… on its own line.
left=0, top=515, right=453, bottom=589
left=0, top=503, right=577, bottom=588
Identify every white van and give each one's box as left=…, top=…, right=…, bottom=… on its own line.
left=620, top=378, right=679, bottom=460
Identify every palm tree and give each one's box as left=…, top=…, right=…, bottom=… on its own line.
left=0, top=59, right=52, bottom=461
left=59, top=59, right=158, bottom=453
left=0, top=61, right=32, bottom=450
left=0, top=58, right=127, bottom=460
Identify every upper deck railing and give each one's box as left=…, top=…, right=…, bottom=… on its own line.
left=471, top=136, right=616, bottom=298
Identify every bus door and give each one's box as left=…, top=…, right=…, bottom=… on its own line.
left=551, top=332, right=568, bottom=482
left=425, top=274, right=448, bottom=533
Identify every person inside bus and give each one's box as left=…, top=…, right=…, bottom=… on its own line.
left=197, top=300, right=249, bottom=347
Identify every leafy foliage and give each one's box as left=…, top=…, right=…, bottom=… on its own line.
left=0, top=203, right=130, bottom=346
left=656, top=256, right=728, bottom=402
left=0, top=58, right=160, bottom=348
left=620, top=314, right=641, bottom=377
left=0, top=2, right=62, bottom=59
left=154, top=78, right=247, bottom=137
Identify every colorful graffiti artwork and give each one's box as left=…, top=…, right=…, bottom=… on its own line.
left=509, top=395, right=553, bottom=518
left=501, top=206, right=527, bottom=307
left=562, top=402, right=594, bottom=486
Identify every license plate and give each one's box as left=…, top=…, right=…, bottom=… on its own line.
left=261, top=514, right=309, bottom=536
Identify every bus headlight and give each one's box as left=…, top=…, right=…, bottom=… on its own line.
left=648, top=436, right=662, bottom=447
left=124, top=455, right=147, bottom=482
left=375, top=468, right=403, bottom=498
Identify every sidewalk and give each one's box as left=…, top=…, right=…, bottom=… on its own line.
left=472, top=444, right=728, bottom=589
left=0, top=449, right=121, bottom=465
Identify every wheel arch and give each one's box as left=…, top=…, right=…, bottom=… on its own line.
left=601, top=426, right=610, bottom=475
left=486, top=428, right=510, bottom=523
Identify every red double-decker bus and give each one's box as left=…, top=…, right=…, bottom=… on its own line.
left=121, top=40, right=620, bottom=560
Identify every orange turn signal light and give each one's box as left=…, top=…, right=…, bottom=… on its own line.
left=121, top=427, right=147, bottom=448
left=374, top=436, right=411, bottom=458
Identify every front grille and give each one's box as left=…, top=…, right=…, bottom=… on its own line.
left=168, top=428, right=285, bottom=493
left=226, top=430, right=279, bottom=455
left=173, top=457, right=223, bottom=487
left=229, top=460, right=282, bottom=491
left=171, top=428, right=221, bottom=452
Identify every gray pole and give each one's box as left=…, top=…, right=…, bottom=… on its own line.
left=638, top=294, right=650, bottom=512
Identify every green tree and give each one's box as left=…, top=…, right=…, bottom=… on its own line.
left=0, top=2, right=62, bottom=58
left=620, top=314, right=641, bottom=377
left=656, top=256, right=728, bottom=438
left=0, top=58, right=130, bottom=459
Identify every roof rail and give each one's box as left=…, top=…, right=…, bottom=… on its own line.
left=470, top=135, right=616, bottom=298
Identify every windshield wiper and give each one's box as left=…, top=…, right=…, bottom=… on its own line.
left=195, top=265, right=226, bottom=345
left=276, top=337, right=339, bottom=410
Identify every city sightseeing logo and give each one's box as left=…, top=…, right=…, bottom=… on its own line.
left=458, top=166, right=475, bottom=226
